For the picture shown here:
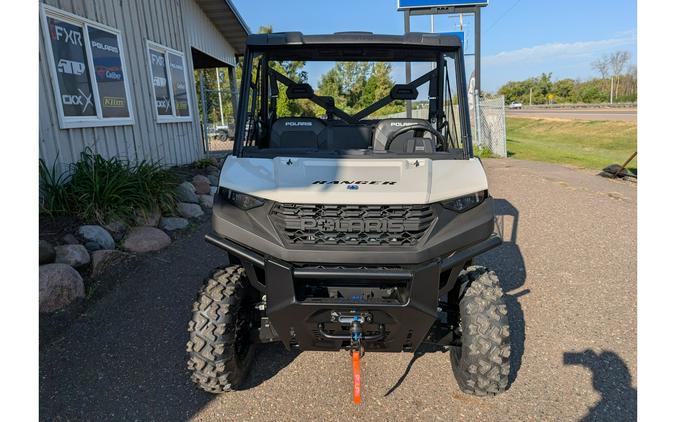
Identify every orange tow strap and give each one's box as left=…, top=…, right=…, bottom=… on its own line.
left=352, top=350, right=361, bottom=404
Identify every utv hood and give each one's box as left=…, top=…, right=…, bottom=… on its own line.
left=219, top=156, right=488, bottom=205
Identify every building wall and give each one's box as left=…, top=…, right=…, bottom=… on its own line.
left=39, top=0, right=238, bottom=170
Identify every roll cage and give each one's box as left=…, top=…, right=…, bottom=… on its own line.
left=232, top=32, right=474, bottom=159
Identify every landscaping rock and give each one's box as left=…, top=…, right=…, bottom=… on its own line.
left=210, top=186, right=218, bottom=195
left=104, top=220, right=128, bottom=241
left=176, top=182, right=199, bottom=203
left=54, top=244, right=90, bottom=268
left=122, top=226, right=171, bottom=253
left=78, top=225, right=115, bottom=250
left=61, top=234, right=80, bottom=245
left=84, top=241, right=102, bottom=252
left=199, top=194, right=214, bottom=209
left=206, top=165, right=220, bottom=176
left=39, top=240, right=56, bottom=265
left=159, top=217, right=189, bottom=231
left=91, top=249, right=126, bottom=277
left=192, top=175, right=211, bottom=195
left=207, top=174, right=219, bottom=186
left=134, top=207, right=161, bottom=227
left=39, top=263, right=85, bottom=313
left=176, top=202, right=204, bottom=219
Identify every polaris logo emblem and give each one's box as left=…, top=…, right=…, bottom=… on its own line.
left=285, top=121, right=313, bottom=127
left=346, top=184, right=359, bottom=190
left=299, top=219, right=405, bottom=233
left=390, top=122, right=417, bottom=127
left=313, top=180, right=396, bottom=185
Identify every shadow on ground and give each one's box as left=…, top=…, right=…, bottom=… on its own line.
left=563, top=349, right=637, bottom=421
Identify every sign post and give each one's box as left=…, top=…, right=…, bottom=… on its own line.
left=398, top=1, right=488, bottom=117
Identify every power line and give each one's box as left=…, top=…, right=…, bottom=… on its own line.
left=485, top=0, right=522, bottom=33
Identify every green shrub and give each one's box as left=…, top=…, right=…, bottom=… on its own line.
left=192, top=158, right=215, bottom=169
left=39, top=158, right=71, bottom=216
left=39, top=149, right=178, bottom=224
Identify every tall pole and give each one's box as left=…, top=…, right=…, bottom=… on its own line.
left=199, top=69, right=210, bottom=155
left=475, top=7, right=481, bottom=97
left=404, top=10, right=412, bottom=118
left=215, top=68, right=225, bottom=126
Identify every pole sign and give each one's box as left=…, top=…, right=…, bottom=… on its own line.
left=398, top=0, right=488, bottom=10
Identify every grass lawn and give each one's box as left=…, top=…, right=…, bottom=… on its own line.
left=506, top=117, right=637, bottom=172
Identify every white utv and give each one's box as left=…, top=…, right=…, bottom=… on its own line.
left=187, top=32, right=511, bottom=402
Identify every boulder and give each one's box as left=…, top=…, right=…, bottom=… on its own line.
left=39, top=240, right=56, bottom=265
left=84, top=241, right=102, bottom=252
left=54, top=244, right=90, bottom=268
left=176, top=202, right=204, bottom=219
left=61, top=234, right=80, bottom=245
left=192, top=175, right=211, bottom=195
left=91, top=249, right=127, bottom=277
left=122, top=226, right=171, bottom=253
left=78, top=225, right=115, bottom=250
left=104, top=220, right=128, bottom=242
left=207, top=175, right=219, bottom=186
left=159, top=217, right=189, bottom=231
left=134, top=207, right=161, bottom=227
left=39, top=263, right=85, bottom=313
left=206, top=165, right=220, bottom=176
left=176, top=182, right=199, bottom=203
left=210, top=186, right=218, bottom=195
left=199, top=195, right=214, bottom=209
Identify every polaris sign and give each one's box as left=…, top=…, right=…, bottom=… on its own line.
left=398, top=0, right=488, bottom=9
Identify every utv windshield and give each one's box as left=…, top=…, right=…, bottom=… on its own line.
left=233, top=35, right=472, bottom=159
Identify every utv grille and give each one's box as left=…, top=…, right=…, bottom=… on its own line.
left=270, top=203, right=435, bottom=247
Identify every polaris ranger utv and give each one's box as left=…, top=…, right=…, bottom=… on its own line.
left=187, top=31, right=511, bottom=402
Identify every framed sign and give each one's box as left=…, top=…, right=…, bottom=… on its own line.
left=40, top=5, right=134, bottom=128
left=398, top=0, right=488, bottom=9
left=146, top=41, right=192, bottom=122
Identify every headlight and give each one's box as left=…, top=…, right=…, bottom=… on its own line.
left=441, top=191, right=487, bottom=212
left=223, top=188, right=264, bottom=210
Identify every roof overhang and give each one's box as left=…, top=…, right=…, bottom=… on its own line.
left=195, top=0, right=250, bottom=55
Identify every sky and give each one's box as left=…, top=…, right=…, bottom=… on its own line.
left=230, top=0, right=637, bottom=93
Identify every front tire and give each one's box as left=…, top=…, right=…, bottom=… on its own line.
left=450, top=266, right=511, bottom=396
left=187, top=265, right=257, bottom=393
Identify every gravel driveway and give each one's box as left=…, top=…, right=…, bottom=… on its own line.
left=39, top=158, right=637, bottom=422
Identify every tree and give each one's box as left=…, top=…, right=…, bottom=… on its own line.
left=591, top=56, right=610, bottom=79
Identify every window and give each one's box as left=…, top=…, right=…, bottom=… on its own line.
left=146, top=41, right=192, bottom=122
left=40, top=5, right=134, bottom=128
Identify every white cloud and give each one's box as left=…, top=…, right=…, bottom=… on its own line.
left=483, top=35, right=636, bottom=66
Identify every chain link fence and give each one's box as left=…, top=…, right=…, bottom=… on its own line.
left=474, top=95, right=507, bottom=157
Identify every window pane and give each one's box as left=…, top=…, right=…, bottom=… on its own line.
left=47, top=16, right=96, bottom=117
left=148, top=49, right=172, bottom=115
left=88, top=26, right=130, bottom=118
left=168, top=53, right=190, bottom=116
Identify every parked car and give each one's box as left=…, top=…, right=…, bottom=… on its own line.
left=509, top=102, right=523, bottom=110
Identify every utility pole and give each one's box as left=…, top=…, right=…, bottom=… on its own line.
left=610, top=76, right=614, bottom=104
left=529, top=87, right=532, bottom=106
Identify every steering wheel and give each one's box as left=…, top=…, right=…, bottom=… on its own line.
left=384, top=124, right=446, bottom=151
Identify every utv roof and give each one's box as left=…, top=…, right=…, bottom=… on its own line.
left=247, top=31, right=462, bottom=48
left=246, top=32, right=462, bottom=61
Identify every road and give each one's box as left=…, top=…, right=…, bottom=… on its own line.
left=506, top=108, right=637, bottom=122
left=39, top=159, right=637, bottom=421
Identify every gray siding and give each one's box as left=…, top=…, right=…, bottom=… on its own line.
left=39, top=0, right=237, bottom=171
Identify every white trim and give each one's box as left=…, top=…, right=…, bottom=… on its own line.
left=146, top=40, right=193, bottom=123
left=40, top=4, right=135, bottom=129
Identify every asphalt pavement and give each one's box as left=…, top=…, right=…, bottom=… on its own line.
left=39, top=158, right=637, bottom=421
left=506, top=108, right=637, bottom=122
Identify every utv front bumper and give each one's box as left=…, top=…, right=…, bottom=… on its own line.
left=207, top=190, right=501, bottom=352
left=206, top=232, right=500, bottom=352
